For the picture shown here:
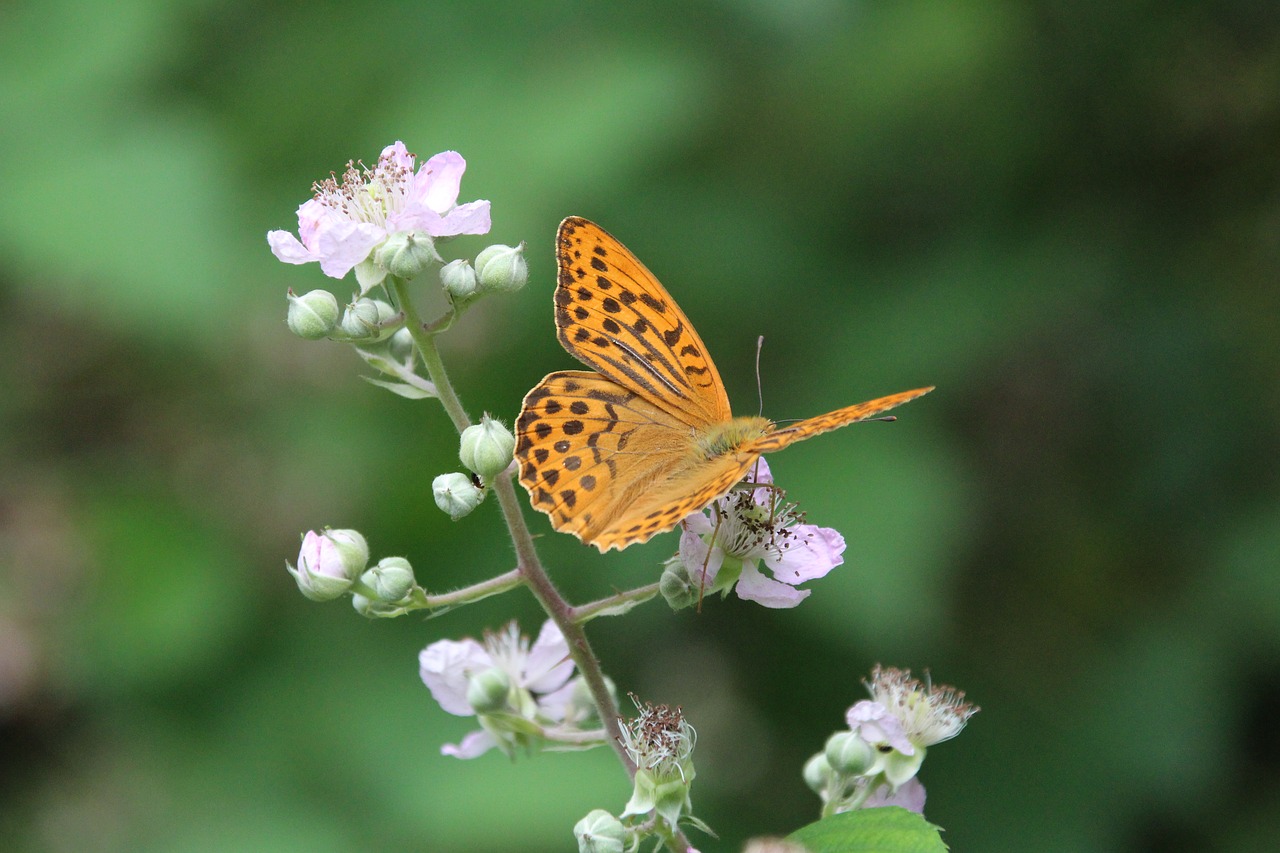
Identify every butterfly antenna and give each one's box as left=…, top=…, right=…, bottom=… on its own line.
left=755, top=335, right=766, bottom=418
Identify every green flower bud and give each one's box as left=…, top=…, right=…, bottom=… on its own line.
left=286, top=289, right=340, bottom=340
left=341, top=298, right=399, bottom=341
left=387, top=326, right=414, bottom=363
left=458, top=415, right=516, bottom=478
left=324, top=528, right=369, bottom=577
left=825, top=731, right=875, bottom=777
left=474, top=242, right=528, bottom=294
left=351, top=592, right=406, bottom=618
left=659, top=557, right=696, bottom=610
left=376, top=231, right=442, bottom=280
left=466, top=666, right=512, bottom=714
left=433, top=472, right=485, bottom=520
left=803, top=752, right=833, bottom=795
left=362, top=556, right=415, bottom=603
left=573, top=809, right=627, bottom=853
left=440, top=258, right=478, bottom=300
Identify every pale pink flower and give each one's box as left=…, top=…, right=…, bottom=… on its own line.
left=862, top=665, right=978, bottom=748
left=418, top=620, right=576, bottom=758
left=268, top=142, right=490, bottom=289
left=861, top=777, right=927, bottom=813
left=678, top=459, right=845, bottom=608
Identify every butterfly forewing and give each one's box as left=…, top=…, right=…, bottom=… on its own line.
left=554, top=217, right=730, bottom=426
left=743, top=387, right=935, bottom=455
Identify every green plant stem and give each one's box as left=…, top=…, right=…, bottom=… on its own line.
left=491, top=471, right=636, bottom=775
left=570, top=583, right=662, bottom=623
left=391, top=273, right=635, bottom=776
left=389, top=276, right=470, bottom=433
left=420, top=569, right=523, bottom=609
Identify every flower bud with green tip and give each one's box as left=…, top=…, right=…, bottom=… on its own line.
left=825, top=730, right=875, bottom=777
left=287, top=529, right=366, bottom=601
left=375, top=230, right=442, bottom=280
left=474, top=242, right=528, bottom=294
left=324, top=528, right=369, bottom=576
left=440, top=258, right=478, bottom=300
left=286, top=289, right=340, bottom=340
left=433, top=472, right=485, bottom=519
left=352, top=592, right=409, bottom=618
left=362, top=556, right=416, bottom=603
left=341, top=297, right=399, bottom=341
left=387, top=326, right=414, bottom=363
left=803, top=752, right=833, bottom=795
left=466, top=666, right=512, bottom=714
left=573, top=809, right=628, bottom=853
left=659, top=557, right=696, bottom=610
left=459, top=415, right=516, bottom=479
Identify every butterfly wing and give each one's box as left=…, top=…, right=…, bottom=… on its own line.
left=516, top=370, right=724, bottom=550
left=742, top=387, right=935, bottom=455
left=553, top=217, right=731, bottom=427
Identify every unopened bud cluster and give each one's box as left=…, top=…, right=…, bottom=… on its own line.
left=286, top=528, right=420, bottom=617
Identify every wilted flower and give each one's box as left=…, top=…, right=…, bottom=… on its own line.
left=268, top=142, right=490, bottom=291
left=619, top=697, right=697, bottom=829
left=677, top=459, right=844, bottom=608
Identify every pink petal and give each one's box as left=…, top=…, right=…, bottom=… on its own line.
left=679, top=527, right=723, bottom=587
left=764, top=526, right=845, bottom=584
left=433, top=199, right=492, bottom=236
left=524, top=620, right=575, bottom=694
left=847, top=700, right=915, bottom=755
left=311, top=220, right=385, bottom=279
left=864, top=778, right=926, bottom=813
left=417, top=151, right=467, bottom=214
left=735, top=561, right=809, bottom=608
left=536, top=680, right=578, bottom=722
left=419, top=638, right=490, bottom=716
left=267, top=230, right=317, bottom=264
left=379, top=140, right=416, bottom=171
left=441, top=729, right=497, bottom=759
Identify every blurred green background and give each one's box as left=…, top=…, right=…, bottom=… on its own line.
left=2, top=1, right=1278, bottom=850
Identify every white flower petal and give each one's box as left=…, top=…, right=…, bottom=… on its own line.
left=523, top=619, right=575, bottom=694
left=441, top=728, right=497, bottom=759
left=864, top=777, right=926, bottom=813
left=312, top=221, right=385, bottom=279
left=734, top=561, right=809, bottom=608
left=380, top=140, right=415, bottom=171
left=419, top=638, right=490, bottom=716
left=432, top=199, right=492, bottom=236
left=764, top=525, right=845, bottom=583
left=267, top=230, right=317, bottom=264
left=847, top=700, right=915, bottom=755
left=418, top=151, right=466, bottom=214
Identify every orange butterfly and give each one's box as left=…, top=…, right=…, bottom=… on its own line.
left=515, top=217, right=932, bottom=552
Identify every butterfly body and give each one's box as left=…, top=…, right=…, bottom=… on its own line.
left=515, top=217, right=932, bottom=552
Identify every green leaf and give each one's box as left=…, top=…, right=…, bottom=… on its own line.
left=361, top=376, right=437, bottom=399
left=787, top=808, right=947, bottom=853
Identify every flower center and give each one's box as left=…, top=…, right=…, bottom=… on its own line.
left=311, top=151, right=414, bottom=226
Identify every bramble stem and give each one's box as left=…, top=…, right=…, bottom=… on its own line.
left=389, top=276, right=471, bottom=433
left=570, top=583, right=662, bottom=623
left=491, top=471, right=636, bottom=774
left=419, top=569, right=523, bottom=609
left=390, top=273, right=635, bottom=776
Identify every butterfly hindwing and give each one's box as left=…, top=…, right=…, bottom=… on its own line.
left=515, top=370, right=706, bottom=548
